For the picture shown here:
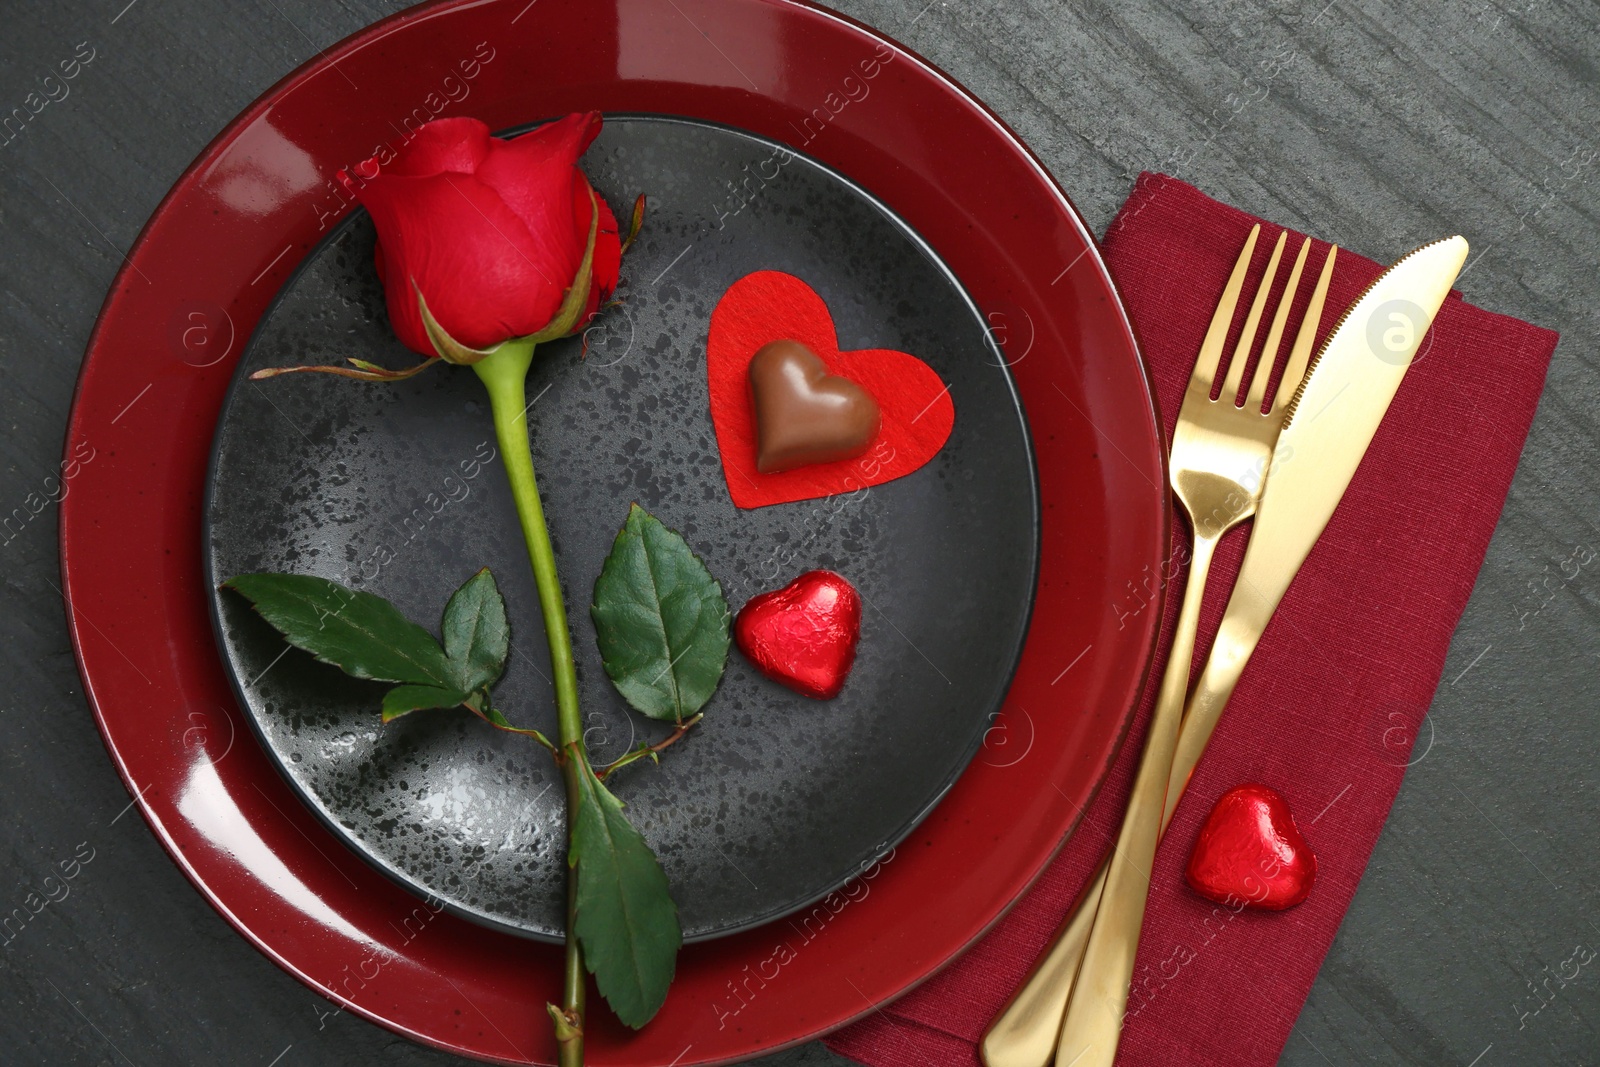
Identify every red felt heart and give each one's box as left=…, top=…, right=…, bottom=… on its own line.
left=707, top=271, right=955, bottom=509
left=1185, top=784, right=1317, bottom=910
left=734, top=570, right=862, bottom=700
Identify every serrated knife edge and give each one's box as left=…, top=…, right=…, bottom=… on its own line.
left=1227, top=235, right=1469, bottom=624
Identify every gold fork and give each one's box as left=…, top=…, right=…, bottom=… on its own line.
left=980, top=225, right=1337, bottom=1067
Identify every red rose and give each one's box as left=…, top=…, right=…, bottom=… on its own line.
left=339, top=112, right=622, bottom=356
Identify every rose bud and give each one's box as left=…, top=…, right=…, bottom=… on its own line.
left=251, top=112, right=641, bottom=381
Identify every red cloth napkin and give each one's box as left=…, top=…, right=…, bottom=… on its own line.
left=826, top=173, right=1557, bottom=1067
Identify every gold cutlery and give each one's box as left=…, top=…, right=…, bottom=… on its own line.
left=984, top=233, right=1468, bottom=1067
left=1152, top=235, right=1470, bottom=876
left=982, top=223, right=1336, bottom=1067
left=1046, top=235, right=1467, bottom=1067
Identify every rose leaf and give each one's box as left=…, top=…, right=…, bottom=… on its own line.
left=382, top=684, right=473, bottom=723
left=570, top=756, right=681, bottom=1028
left=441, top=567, right=510, bottom=694
left=590, top=504, right=730, bottom=723
left=223, top=573, right=453, bottom=687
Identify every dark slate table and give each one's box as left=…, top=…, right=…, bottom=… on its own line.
left=3, top=1, right=1594, bottom=1064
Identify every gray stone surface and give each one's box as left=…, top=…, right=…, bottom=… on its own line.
left=1, top=1, right=1594, bottom=1065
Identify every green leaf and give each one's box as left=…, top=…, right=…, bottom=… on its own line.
left=441, top=568, right=510, bottom=693
left=382, top=684, right=470, bottom=722
left=223, top=573, right=453, bottom=687
left=570, top=757, right=680, bottom=1028
left=590, top=505, right=730, bottom=723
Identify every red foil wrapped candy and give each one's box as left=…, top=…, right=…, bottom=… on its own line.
left=1186, top=783, right=1317, bottom=910
left=734, top=570, right=862, bottom=700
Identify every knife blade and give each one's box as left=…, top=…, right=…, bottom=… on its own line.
left=1161, top=235, right=1468, bottom=822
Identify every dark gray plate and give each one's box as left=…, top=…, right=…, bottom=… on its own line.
left=205, top=115, right=1038, bottom=943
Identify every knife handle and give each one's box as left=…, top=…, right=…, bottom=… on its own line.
left=979, top=859, right=1108, bottom=1067
left=1051, top=532, right=1219, bottom=1067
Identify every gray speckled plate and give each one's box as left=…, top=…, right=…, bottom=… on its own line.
left=204, top=115, right=1038, bottom=943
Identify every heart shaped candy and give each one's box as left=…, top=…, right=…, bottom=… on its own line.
left=734, top=570, right=862, bottom=700
left=749, top=340, right=882, bottom=473
left=708, top=270, right=955, bottom=509
left=1185, top=784, right=1317, bottom=910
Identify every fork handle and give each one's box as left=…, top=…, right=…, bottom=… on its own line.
left=981, top=549, right=1279, bottom=1067
left=1160, top=573, right=1273, bottom=828
left=981, top=540, right=1272, bottom=1067
left=1051, top=531, right=1220, bottom=1067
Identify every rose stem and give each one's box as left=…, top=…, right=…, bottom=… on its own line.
left=596, top=712, right=704, bottom=780
left=473, top=337, right=586, bottom=1067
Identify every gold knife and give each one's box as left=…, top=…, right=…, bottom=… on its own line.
left=982, top=235, right=1468, bottom=1067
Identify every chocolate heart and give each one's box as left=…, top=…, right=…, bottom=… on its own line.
left=1185, top=784, right=1317, bottom=910
left=748, top=340, right=882, bottom=474
left=734, top=570, right=862, bottom=699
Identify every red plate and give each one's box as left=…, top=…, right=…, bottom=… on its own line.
left=60, top=1, right=1166, bottom=1063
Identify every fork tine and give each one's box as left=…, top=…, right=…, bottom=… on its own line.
left=1220, top=230, right=1287, bottom=404
left=1190, top=224, right=1260, bottom=392
left=1271, top=245, right=1339, bottom=419
left=1245, top=236, right=1311, bottom=411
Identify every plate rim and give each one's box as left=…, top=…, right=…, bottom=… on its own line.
left=58, top=1, right=1170, bottom=1063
